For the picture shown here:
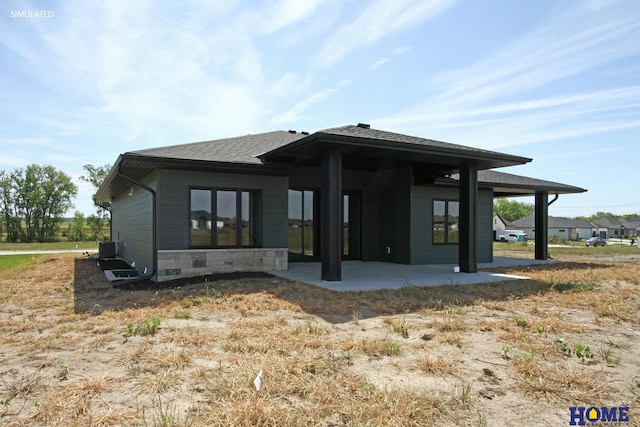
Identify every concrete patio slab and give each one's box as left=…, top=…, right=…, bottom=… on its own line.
left=271, top=257, right=554, bottom=292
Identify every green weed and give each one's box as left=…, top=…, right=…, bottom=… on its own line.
left=513, top=315, right=528, bottom=328
left=554, top=338, right=571, bottom=357
left=391, top=317, right=409, bottom=338
left=122, top=317, right=162, bottom=342
left=295, top=321, right=326, bottom=337
left=57, top=360, right=69, bottom=381
left=599, top=342, right=621, bottom=365
left=573, top=344, right=594, bottom=362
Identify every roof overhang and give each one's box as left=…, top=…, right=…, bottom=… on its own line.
left=445, top=170, right=587, bottom=197
left=259, top=131, right=532, bottom=174
left=95, top=153, right=294, bottom=201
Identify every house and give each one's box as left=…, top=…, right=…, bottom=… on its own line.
left=492, top=213, right=509, bottom=240
left=590, top=217, right=640, bottom=239
left=509, top=214, right=593, bottom=241
left=95, top=124, right=586, bottom=282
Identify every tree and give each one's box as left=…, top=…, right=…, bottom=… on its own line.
left=68, top=211, right=86, bottom=241
left=494, top=198, right=535, bottom=222
left=0, top=165, right=77, bottom=242
left=86, top=214, right=104, bottom=241
left=80, top=164, right=112, bottom=219
left=0, top=170, right=21, bottom=242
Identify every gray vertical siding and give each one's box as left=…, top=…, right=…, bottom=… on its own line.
left=111, top=165, right=495, bottom=274
left=410, top=185, right=493, bottom=264
left=156, top=170, right=289, bottom=250
left=110, top=172, right=156, bottom=274
left=477, top=188, right=494, bottom=263
left=375, top=167, right=412, bottom=264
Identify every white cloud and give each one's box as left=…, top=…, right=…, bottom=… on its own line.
left=374, top=1, right=640, bottom=149
left=369, top=45, right=411, bottom=70
left=270, top=86, right=343, bottom=126
left=314, top=0, right=455, bottom=68
left=257, top=0, right=324, bottom=34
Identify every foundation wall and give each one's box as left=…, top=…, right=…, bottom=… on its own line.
left=157, top=248, right=288, bottom=282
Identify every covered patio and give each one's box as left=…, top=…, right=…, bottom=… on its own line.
left=271, top=257, right=554, bottom=292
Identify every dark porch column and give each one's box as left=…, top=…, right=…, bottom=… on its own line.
left=535, top=191, right=549, bottom=260
left=321, top=151, right=342, bottom=281
left=459, top=162, right=478, bottom=273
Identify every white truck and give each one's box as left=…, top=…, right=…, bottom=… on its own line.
left=496, top=229, right=528, bottom=243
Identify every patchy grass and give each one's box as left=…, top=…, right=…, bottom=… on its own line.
left=0, top=252, right=639, bottom=426
left=0, top=241, right=98, bottom=251
left=0, top=254, right=43, bottom=272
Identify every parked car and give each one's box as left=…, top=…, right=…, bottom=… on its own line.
left=585, top=237, right=606, bottom=247
left=504, top=232, right=528, bottom=243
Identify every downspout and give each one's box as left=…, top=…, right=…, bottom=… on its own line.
left=548, top=194, right=559, bottom=206
left=116, top=161, right=157, bottom=281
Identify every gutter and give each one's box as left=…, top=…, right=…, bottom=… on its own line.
left=116, top=161, right=158, bottom=281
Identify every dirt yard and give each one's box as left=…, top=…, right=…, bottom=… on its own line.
left=0, top=252, right=639, bottom=426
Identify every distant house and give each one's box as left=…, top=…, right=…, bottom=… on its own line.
left=507, top=214, right=593, bottom=241
left=96, top=124, right=586, bottom=282
left=591, top=217, right=640, bottom=239
left=622, top=219, right=640, bottom=238
left=492, top=213, right=509, bottom=240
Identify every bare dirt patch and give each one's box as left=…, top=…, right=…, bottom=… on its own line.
left=0, top=253, right=639, bottom=426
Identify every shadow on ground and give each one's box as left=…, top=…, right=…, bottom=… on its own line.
left=73, top=257, right=613, bottom=324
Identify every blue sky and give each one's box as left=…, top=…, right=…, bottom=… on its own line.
left=1, top=0, right=639, bottom=218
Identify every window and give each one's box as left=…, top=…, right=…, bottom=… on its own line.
left=190, top=188, right=258, bottom=248
left=288, top=189, right=316, bottom=256
left=433, top=199, right=459, bottom=244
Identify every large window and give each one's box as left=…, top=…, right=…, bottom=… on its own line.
left=433, top=199, right=459, bottom=244
left=288, top=189, right=316, bottom=257
left=190, top=189, right=258, bottom=248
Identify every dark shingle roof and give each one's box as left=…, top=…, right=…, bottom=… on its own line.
left=591, top=217, right=622, bottom=228
left=128, top=131, right=307, bottom=164
left=472, top=170, right=586, bottom=194
left=510, top=214, right=592, bottom=228
left=316, top=125, right=527, bottom=160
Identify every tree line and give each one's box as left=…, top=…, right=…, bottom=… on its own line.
left=494, top=199, right=638, bottom=223
left=0, top=163, right=111, bottom=243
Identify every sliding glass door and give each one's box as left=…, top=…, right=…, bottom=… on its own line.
left=288, top=189, right=317, bottom=258
left=288, top=189, right=361, bottom=261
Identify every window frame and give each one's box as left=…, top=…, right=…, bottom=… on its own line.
left=189, top=187, right=259, bottom=248
left=432, top=198, right=460, bottom=245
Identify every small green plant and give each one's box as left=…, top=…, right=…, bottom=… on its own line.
left=295, top=321, right=326, bottom=337
left=57, top=360, right=69, bottom=381
left=513, top=315, right=528, bottom=328
left=122, top=322, right=135, bottom=341
left=554, top=338, right=571, bottom=356
left=172, top=306, right=192, bottom=319
left=599, top=342, right=621, bottom=365
left=122, top=317, right=162, bottom=342
left=458, top=382, right=472, bottom=405
left=382, top=342, right=401, bottom=356
left=573, top=344, right=594, bottom=362
left=536, top=325, right=547, bottom=336
left=502, top=345, right=512, bottom=360
left=1, top=398, right=10, bottom=406
left=635, top=379, right=640, bottom=389
left=391, top=317, right=409, bottom=338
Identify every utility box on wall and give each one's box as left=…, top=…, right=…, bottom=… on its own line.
left=99, top=241, right=116, bottom=258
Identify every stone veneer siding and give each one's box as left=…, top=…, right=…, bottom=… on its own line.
left=156, top=248, right=288, bottom=282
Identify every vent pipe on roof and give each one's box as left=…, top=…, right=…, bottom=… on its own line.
left=356, top=123, right=370, bottom=129
left=288, top=130, right=297, bottom=134
left=301, top=131, right=309, bottom=135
